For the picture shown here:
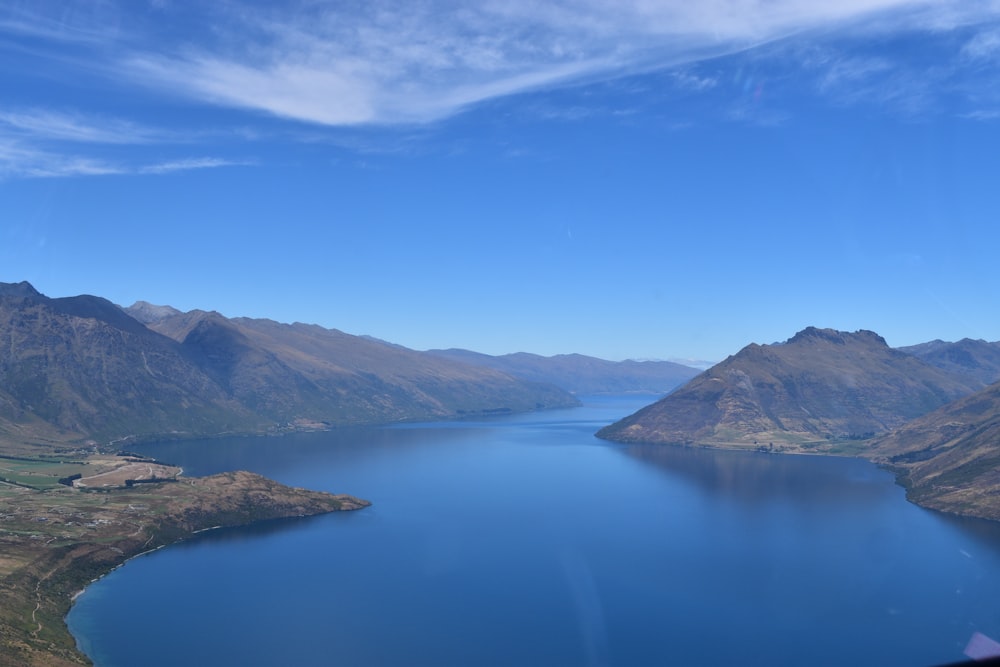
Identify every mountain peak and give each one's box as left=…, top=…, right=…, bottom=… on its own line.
left=125, top=300, right=183, bottom=324
left=786, top=327, right=887, bottom=348
left=0, top=280, right=42, bottom=299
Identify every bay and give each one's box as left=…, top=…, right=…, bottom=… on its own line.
left=67, top=396, right=1000, bottom=666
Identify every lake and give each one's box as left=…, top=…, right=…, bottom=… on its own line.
left=67, top=395, right=1000, bottom=666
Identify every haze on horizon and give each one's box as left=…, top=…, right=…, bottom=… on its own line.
left=2, top=1, right=999, bottom=362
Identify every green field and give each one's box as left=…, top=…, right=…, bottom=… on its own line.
left=0, top=456, right=92, bottom=490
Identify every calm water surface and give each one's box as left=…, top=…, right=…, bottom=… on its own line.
left=68, top=396, right=1000, bottom=666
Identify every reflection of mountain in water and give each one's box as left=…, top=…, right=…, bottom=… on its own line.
left=135, top=422, right=478, bottom=479
left=624, top=444, right=899, bottom=508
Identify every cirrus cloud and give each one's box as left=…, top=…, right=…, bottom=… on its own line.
left=3, top=0, right=1000, bottom=181
left=112, top=0, right=1000, bottom=126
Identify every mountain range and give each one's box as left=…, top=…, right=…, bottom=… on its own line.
left=0, top=282, right=580, bottom=454
left=6, top=281, right=1000, bottom=521
left=426, top=348, right=699, bottom=395
left=897, top=338, right=1000, bottom=385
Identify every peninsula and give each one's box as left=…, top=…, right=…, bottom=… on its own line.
left=0, top=454, right=368, bottom=666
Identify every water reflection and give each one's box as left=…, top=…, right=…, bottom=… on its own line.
left=135, top=424, right=477, bottom=479
left=169, top=510, right=357, bottom=550
left=934, top=513, right=1000, bottom=554
left=623, top=443, right=900, bottom=508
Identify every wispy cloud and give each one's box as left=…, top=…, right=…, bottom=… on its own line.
left=668, top=70, right=719, bottom=92
left=961, top=109, right=1000, bottom=121
left=0, top=139, right=123, bottom=178
left=0, top=137, right=249, bottom=180
left=139, top=157, right=254, bottom=174
left=3, top=0, right=1000, bottom=178
left=107, top=0, right=1000, bottom=126
left=810, top=53, right=938, bottom=116
left=125, top=45, right=611, bottom=126
left=0, top=102, right=254, bottom=179
left=962, top=27, right=1000, bottom=60
left=818, top=56, right=894, bottom=93
left=0, top=5, right=121, bottom=47
left=0, top=109, right=165, bottom=144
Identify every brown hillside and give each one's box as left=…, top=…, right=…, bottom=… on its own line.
left=870, top=381, right=1000, bottom=521
left=597, top=327, right=983, bottom=452
left=0, top=281, right=579, bottom=455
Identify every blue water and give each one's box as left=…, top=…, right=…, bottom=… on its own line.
left=68, top=396, right=1000, bottom=666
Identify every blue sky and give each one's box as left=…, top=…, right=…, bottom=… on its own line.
left=2, top=1, right=1000, bottom=362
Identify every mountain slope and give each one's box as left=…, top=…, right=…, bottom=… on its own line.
left=0, top=282, right=579, bottom=454
left=426, top=349, right=699, bottom=394
left=133, top=305, right=579, bottom=426
left=869, top=381, right=1000, bottom=520
left=597, top=327, right=984, bottom=452
left=0, top=283, right=260, bottom=452
left=898, top=338, right=1000, bottom=385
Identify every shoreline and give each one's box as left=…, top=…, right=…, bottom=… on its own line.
left=0, top=470, right=370, bottom=666
left=610, top=437, right=1000, bottom=523
left=70, top=541, right=169, bottom=604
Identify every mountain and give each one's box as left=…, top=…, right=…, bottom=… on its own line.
left=897, top=338, right=1000, bottom=385
left=667, top=357, right=717, bottom=371
left=869, top=381, right=1000, bottom=521
left=136, top=308, right=579, bottom=425
left=426, top=349, right=700, bottom=395
left=597, top=327, right=985, bottom=453
left=0, top=282, right=577, bottom=454
left=125, top=300, right=183, bottom=324
left=0, top=283, right=260, bottom=453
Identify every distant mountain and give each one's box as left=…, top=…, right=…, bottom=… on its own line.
left=666, top=358, right=717, bottom=371
left=125, top=300, right=182, bottom=324
left=138, top=308, right=579, bottom=426
left=897, top=338, right=1000, bottom=385
left=597, top=327, right=984, bottom=452
left=426, top=349, right=699, bottom=395
left=870, top=381, right=1000, bottom=521
left=0, top=282, right=577, bottom=454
